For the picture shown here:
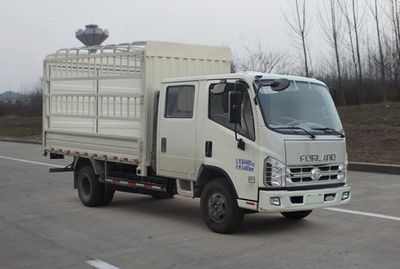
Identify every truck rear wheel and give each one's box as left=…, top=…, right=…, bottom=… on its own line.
left=200, top=178, right=244, bottom=234
left=281, top=210, right=312, bottom=220
left=77, top=166, right=107, bottom=207
left=102, top=186, right=115, bottom=206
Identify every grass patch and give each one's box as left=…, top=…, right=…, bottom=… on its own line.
left=338, top=102, right=400, bottom=165
left=0, top=116, right=42, bottom=138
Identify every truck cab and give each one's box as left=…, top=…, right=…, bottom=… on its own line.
left=156, top=72, right=350, bottom=232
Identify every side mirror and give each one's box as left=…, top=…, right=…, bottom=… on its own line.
left=229, top=91, right=243, bottom=125
left=254, top=78, right=291, bottom=105
left=211, top=83, right=227, bottom=94
left=268, top=79, right=291, bottom=92
left=328, top=87, right=335, bottom=97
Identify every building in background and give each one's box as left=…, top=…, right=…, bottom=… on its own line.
left=0, top=91, right=31, bottom=105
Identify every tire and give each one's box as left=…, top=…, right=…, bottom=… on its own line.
left=77, top=166, right=106, bottom=207
left=101, top=186, right=115, bottom=206
left=200, top=178, right=244, bottom=234
left=281, top=210, right=312, bottom=220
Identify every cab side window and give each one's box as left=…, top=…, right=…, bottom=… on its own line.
left=209, top=82, right=255, bottom=140
left=165, top=85, right=195, bottom=118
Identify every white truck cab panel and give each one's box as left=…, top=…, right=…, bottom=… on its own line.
left=157, top=82, right=199, bottom=180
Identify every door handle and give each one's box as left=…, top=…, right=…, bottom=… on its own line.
left=161, top=137, right=167, bottom=153
left=205, top=141, right=212, bottom=157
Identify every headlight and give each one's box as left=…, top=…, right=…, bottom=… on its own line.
left=337, top=159, right=348, bottom=182
left=264, top=157, right=286, bottom=187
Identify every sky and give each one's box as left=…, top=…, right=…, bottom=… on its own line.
left=0, top=0, right=297, bottom=91
left=0, top=0, right=387, bottom=92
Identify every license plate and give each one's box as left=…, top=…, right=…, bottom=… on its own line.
left=305, top=193, right=324, bottom=204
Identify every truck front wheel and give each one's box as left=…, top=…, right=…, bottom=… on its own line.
left=200, top=178, right=244, bottom=234
left=77, top=166, right=110, bottom=207
left=281, top=210, right=312, bottom=220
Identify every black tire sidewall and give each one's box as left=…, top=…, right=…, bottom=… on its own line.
left=200, top=178, right=244, bottom=234
left=102, top=187, right=115, bottom=206
left=77, top=166, right=105, bottom=207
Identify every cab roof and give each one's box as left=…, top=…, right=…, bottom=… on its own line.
left=162, top=72, right=326, bottom=86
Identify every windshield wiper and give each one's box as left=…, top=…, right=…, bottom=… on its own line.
left=272, top=126, right=316, bottom=139
left=312, top=128, right=345, bottom=138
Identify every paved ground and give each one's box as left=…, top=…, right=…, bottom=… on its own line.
left=0, top=141, right=399, bottom=269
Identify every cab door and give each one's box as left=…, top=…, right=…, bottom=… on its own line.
left=157, top=82, right=198, bottom=179
left=201, top=80, right=260, bottom=202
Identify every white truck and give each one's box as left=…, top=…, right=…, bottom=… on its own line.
left=43, top=41, right=351, bottom=233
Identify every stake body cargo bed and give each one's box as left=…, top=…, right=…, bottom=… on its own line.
left=42, top=41, right=231, bottom=175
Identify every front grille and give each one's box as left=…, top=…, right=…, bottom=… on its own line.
left=287, top=164, right=342, bottom=186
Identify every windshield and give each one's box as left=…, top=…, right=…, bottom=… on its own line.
left=257, top=80, right=343, bottom=136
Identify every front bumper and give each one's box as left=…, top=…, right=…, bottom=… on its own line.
left=258, top=185, right=351, bottom=212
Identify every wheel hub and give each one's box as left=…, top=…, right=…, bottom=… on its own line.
left=208, top=192, right=227, bottom=223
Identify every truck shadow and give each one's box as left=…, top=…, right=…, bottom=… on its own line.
left=108, top=194, right=203, bottom=229
left=104, top=194, right=320, bottom=235
left=239, top=214, right=316, bottom=236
